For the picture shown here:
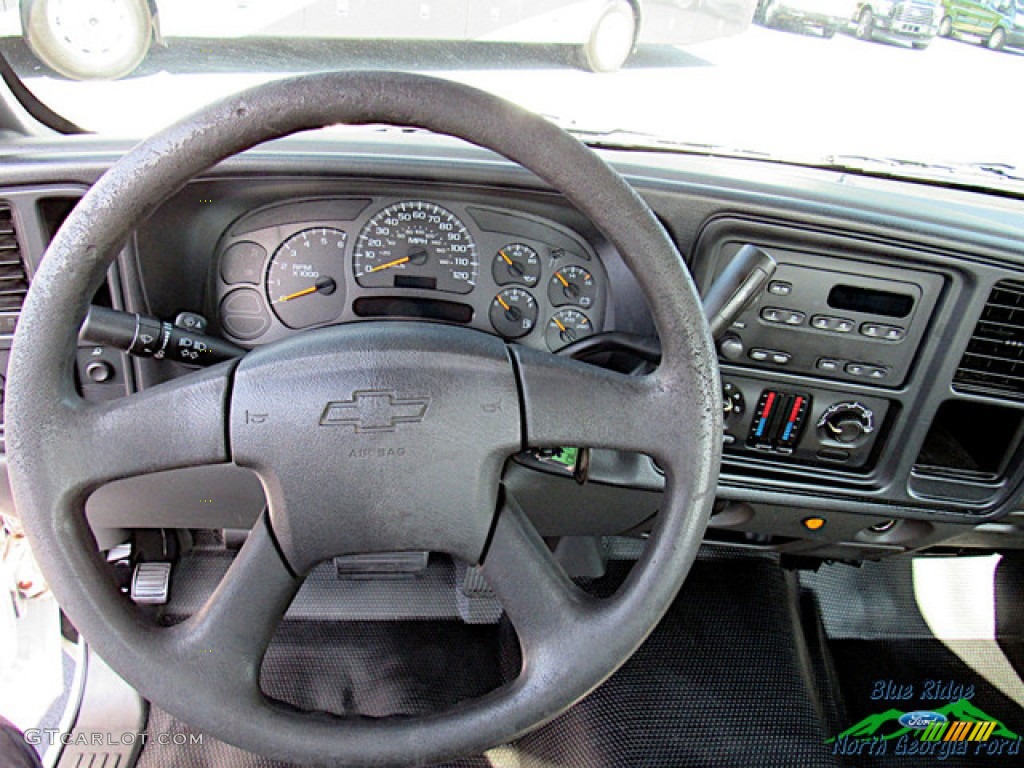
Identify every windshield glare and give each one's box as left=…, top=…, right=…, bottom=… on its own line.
left=0, top=0, right=1022, bottom=182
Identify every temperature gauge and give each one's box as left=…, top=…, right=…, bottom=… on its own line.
left=548, top=265, right=597, bottom=308
left=492, top=244, right=541, bottom=287
left=546, top=308, right=593, bottom=351
left=490, top=288, right=538, bottom=340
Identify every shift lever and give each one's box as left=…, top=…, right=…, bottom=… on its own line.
left=702, top=244, right=776, bottom=340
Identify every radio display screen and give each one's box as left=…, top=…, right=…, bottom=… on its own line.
left=827, top=284, right=914, bottom=318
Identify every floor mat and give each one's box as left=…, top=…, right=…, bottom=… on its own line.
left=137, top=555, right=839, bottom=768
left=802, top=554, right=1024, bottom=767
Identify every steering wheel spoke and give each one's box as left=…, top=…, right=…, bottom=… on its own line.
left=170, top=516, right=300, bottom=697
left=512, top=345, right=679, bottom=459
left=66, top=362, right=234, bottom=492
left=482, top=498, right=593, bottom=662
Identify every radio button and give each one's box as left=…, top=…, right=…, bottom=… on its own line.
left=760, top=307, right=784, bottom=323
left=884, top=326, right=905, bottom=341
left=860, top=322, right=906, bottom=341
left=783, top=310, right=805, bottom=326
left=768, top=281, right=792, bottom=296
left=845, top=362, right=868, bottom=377
left=816, top=358, right=841, bottom=372
left=845, top=362, right=889, bottom=379
left=750, top=348, right=790, bottom=365
left=811, top=315, right=855, bottom=332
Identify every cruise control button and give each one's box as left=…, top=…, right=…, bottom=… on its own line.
left=768, top=280, right=792, bottom=296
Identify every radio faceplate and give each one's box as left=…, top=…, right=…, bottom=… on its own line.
left=713, top=242, right=944, bottom=387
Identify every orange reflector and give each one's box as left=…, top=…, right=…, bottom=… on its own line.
left=802, top=517, right=826, bottom=531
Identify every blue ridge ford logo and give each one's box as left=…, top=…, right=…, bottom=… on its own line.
left=320, top=389, right=430, bottom=433
left=899, top=711, right=949, bottom=730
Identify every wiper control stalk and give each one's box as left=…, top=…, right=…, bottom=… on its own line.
left=80, top=306, right=245, bottom=366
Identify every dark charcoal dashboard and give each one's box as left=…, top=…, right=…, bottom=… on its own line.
left=0, top=132, right=1023, bottom=564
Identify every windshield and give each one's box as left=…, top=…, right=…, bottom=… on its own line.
left=0, top=0, right=1022, bottom=187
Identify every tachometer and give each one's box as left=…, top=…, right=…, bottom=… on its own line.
left=353, top=201, right=478, bottom=294
left=266, top=227, right=347, bottom=330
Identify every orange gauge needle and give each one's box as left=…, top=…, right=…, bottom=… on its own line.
left=497, top=295, right=511, bottom=311
left=367, top=255, right=410, bottom=273
left=555, top=272, right=570, bottom=288
left=553, top=316, right=567, bottom=333
left=276, top=285, right=318, bottom=303
left=499, top=250, right=513, bottom=266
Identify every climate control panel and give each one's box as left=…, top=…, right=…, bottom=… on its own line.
left=722, top=376, right=891, bottom=470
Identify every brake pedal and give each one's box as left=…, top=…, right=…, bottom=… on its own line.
left=131, top=562, right=172, bottom=604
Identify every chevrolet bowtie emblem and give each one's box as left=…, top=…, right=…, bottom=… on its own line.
left=320, top=390, right=430, bottom=433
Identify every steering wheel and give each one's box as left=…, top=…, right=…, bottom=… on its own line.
left=6, top=72, right=721, bottom=766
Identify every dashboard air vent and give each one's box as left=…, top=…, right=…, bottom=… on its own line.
left=954, top=279, right=1024, bottom=400
left=0, top=205, right=28, bottom=317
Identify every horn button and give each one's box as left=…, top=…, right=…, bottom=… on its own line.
left=230, top=322, right=523, bottom=575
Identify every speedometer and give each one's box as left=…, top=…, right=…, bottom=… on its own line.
left=353, top=201, right=478, bottom=294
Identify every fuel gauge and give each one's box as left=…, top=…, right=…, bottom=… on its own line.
left=492, top=244, right=541, bottom=287
left=546, top=308, right=593, bottom=351
left=548, top=265, right=597, bottom=309
left=490, top=288, right=538, bottom=340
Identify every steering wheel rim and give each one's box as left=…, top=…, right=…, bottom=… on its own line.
left=5, top=71, right=721, bottom=766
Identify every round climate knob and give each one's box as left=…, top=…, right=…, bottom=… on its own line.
left=818, top=402, right=874, bottom=444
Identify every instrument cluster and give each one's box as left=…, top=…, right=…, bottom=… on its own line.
left=214, top=197, right=607, bottom=351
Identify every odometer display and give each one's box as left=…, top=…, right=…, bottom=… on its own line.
left=353, top=201, right=478, bottom=294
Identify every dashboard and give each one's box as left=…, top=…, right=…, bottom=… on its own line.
left=1, top=131, right=1023, bottom=564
